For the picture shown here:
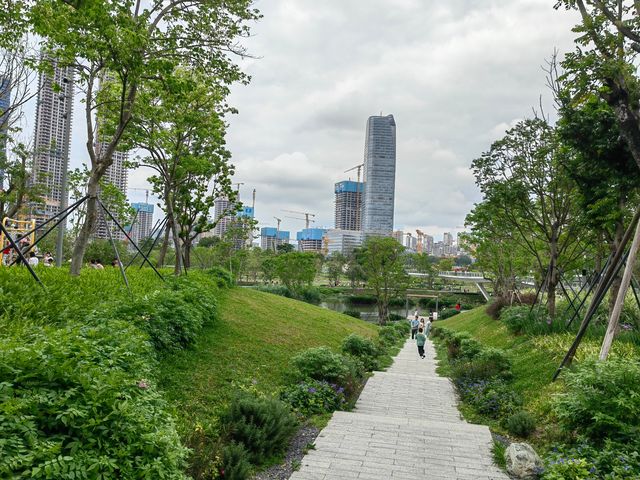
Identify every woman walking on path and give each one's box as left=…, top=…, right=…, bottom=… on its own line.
left=415, top=327, right=426, bottom=359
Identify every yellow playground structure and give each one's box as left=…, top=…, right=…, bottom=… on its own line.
left=1, top=217, right=36, bottom=266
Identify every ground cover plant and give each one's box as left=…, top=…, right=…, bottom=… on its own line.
left=434, top=306, right=640, bottom=479
left=0, top=267, right=220, bottom=479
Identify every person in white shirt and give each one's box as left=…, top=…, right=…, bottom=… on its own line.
left=28, top=251, right=39, bottom=267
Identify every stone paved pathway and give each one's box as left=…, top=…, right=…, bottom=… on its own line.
left=289, top=338, right=509, bottom=480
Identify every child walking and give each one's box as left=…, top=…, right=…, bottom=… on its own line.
left=416, top=327, right=426, bottom=359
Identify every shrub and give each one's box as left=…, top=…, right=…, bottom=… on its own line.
left=457, top=338, right=483, bottom=360
left=291, top=347, right=350, bottom=384
left=342, top=334, right=379, bottom=371
left=378, top=325, right=405, bottom=346
left=505, top=411, right=536, bottom=438
left=392, top=320, right=411, bottom=335
left=346, top=294, right=377, bottom=304
left=343, top=309, right=361, bottom=319
left=280, top=380, right=346, bottom=416
left=221, top=442, right=252, bottom=480
left=221, top=395, right=297, bottom=465
left=486, top=296, right=509, bottom=319
left=553, top=359, right=640, bottom=443
left=457, top=379, right=521, bottom=419
left=389, top=313, right=406, bottom=321
left=451, top=349, right=512, bottom=383
left=299, top=286, right=321, bottom=304
left=439, top=308, right=461, bottom=320
left=207, top=266, right=235, bottom=288
left=0, top=320, right=189, bottom=479
left=443, top=331, right=473, bottom=359
left=500, top=306, right=532, bottom=334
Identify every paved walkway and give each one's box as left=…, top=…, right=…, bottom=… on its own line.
left=290, top=339, right=509, bottom=480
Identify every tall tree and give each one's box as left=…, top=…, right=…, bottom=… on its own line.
left=471, top=118, right=585, bottom=316
left=126, top=70, right=236, bottom=274
left=0, top=1, right=259, bottom=274
left=357, top=237, right=410, bottom=325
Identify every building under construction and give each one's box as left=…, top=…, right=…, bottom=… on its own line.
left=297, top=228, right=326, bottom=253
left=334, top=180, right=363, bottom=231
left=260, top=227, right=290, bottom=250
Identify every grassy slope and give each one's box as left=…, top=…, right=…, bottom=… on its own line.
left=159, top=288, right=378, bottom=433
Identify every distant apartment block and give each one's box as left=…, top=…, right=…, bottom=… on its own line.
left=128, top=202, right=154, bottom=245
left=334, top=180, right=363, bottom=230
left=362, top=114, right=396, bottom=235
left=392, top=230, right=404, bottom=245
left=261, top=226, right=290, bottom=251
left=31, top=59, right=74, bottom=220
left=0, top=75, right=10, bottom=180
left=94, top=143, right=129, bottom=240
left=324, top=229, right=363, bottom=256
left=213, top=196, right=233, bottom=237
left=425, top=234, right=434, bottom=255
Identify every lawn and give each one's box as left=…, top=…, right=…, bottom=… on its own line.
left=159, top=287, right=378, bottom=435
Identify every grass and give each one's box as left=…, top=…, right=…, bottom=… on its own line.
left=159, top=287, right=378, bottom=437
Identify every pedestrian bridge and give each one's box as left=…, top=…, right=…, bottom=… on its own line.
left=408, top=271, right=492, bottom=301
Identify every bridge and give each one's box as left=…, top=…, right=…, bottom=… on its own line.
left=408, top=271, right=493, bottom=301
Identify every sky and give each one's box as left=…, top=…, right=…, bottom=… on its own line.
left=20, top=0, right=581, bottom=242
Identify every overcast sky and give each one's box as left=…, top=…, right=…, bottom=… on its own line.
left=24, top=1, right=581, bottom=241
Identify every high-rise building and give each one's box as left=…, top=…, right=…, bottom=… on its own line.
left=392, top=230, right=404, bottom=245
left=128, top=202, right=154, bottom=245
left=425, top=234, right=434, bottom=255
left=260, top=226, right=290, bottom=251
left=443, top=232, right=453, bottom=246
left=0, top=75, right=10, bottom=181
left=31, top=59, right=74, bottom=220
left=324, top=229, right=364, bottom=256
left=334, top=180, right=363, bottom=230
left=297, top=228, right=326, bottom=253
left=361, top=114, right=396, bottom=235
left=93, top=144, right=129, bottom=240
left=213, top=196, right=233, bottom=237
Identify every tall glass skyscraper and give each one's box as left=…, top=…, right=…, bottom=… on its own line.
left=361, top=114, right=396, bottom=234
left=0, top=76, right=10, bottom=182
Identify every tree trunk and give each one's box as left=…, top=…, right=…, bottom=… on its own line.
left=600, top=216, right=640, bottom=360
left=70, top=173, right=101, bottom=275
left=547, top=229, right=559, bottom=318
left=609, top=81, right=640, bottom=171
left=157, top=222, right=171, bottom=267
left=608, top=217, right=625, bottom=313
left=183, top=238, right=192, bottom=269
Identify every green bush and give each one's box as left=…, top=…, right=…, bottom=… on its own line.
left=458, top=338, right=484, bottom=360
left=443, top=330, right=473, bottom=359
left=343, top=309, right=361, bottom=319
left=342, top=334, right=379, bottom=371
left=388, top=313, right=406, bottom=321
left=542, top=439, right=640, bottom=479
left=0, top=320, right=188, bottom=479
left=553, top=359, right=640, bottom=443
left=456, top=379, right=521, bottom=419
left=346, top=294, right=377, bottom=304
left=504, top=411, right=536, bottom=438
left=299, top=287, right=321, bottom=304
left=500, top=306, right=532, bottom=334
left=280, top=380, right=346, bottom=416
left=207, top=266, right=235, bottom=288
left=221, top=442, right=252, bottom=480
left=439, top=308, right=461, bottom=320
left=221, top=395, right=297, bottom=465
left=291, top=347, right=351, bottom=384
left=452, top=347, right=512, bottom=382
left=392, top=320, right=411, bottom=335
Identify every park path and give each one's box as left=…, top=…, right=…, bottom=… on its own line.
left=289, top=338, right=509, bottom=480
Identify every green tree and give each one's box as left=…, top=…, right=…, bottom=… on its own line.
left=1, top=1, right=259, bottom=274
left=274, top=252, right=319, bottom=293
left=437, top=258, right=455, bottom=272
left=357, top=237, right=410, bottom=325
left=471, top=118, right=585, bottom=316
left=277, top=243, right=295, bottom=254
left=325, top=252, right=346, bottom=287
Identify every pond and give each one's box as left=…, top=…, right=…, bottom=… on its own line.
left=319, top=298, right=415, bottom=323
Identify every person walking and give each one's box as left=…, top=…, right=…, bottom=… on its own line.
left=416, top=327, right=426, bottom=359
left=425, top=317, right=434, bottom=338
left=410, top=316, right=420, bottom=339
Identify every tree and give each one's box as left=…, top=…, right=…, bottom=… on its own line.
left=126, top=70, right=236, bottom=274
left=437, top=258, right=455, bottom=272
left=345, top=256, right=366, bottom=290
left=555, top=0, right=640, bottom=171
left=325, top=252, right=346, bottom=287
left=274, top=252, right=319, bottom=293
left=411, top=253, right=437, bottom=289
left=1, top=1, right=259, bottom=274
left=471, top=118, right=585, bottom=316
left=277, top=243, right=295, bottom=254
left=357, top=237, right=410, bottom=325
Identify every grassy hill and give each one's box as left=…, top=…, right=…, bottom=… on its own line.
left=158, top=288, right=379, bottom=466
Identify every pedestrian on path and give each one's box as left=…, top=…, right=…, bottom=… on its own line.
left=424, top=318, right=433, bottom=337
left=416, top=327, right=426, bottom=358
left=410, top=316, right=420, bottom=339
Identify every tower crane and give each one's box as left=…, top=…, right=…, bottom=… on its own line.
left=416, top=229, right=425, bottom=254
left=273, top=216, right=282, bottom=252
left=344, top=163, right=364, bottom=229
left=128, top=187, right=151, bottom=204
left=282, top=210, right=316, bottom=229
left=284, top=216, right=316, bottom=228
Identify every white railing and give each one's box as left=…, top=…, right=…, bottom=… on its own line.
left=438, top=271, right=485, bottom=278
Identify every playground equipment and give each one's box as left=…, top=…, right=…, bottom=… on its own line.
left=1, top=217, right=36, bottom=266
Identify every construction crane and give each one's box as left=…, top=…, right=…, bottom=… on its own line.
left=273, top=216, right=282, bottom=252
left=128, top=187, right=151, bottom=204
left=285, top=215, right=316, bottom=228
left=416, top=229, right=425, bottom=254
left=344, top=163, right=364, bottom=229
left=282, top=209, right=316, bottom=229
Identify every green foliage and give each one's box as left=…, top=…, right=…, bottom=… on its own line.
left=342, top=333, right=379, bottom=370
left=451, top=347, right=512, bottom=382
left=343, top=309, right=362, bottom=319
left=280, top=380, right=346, bottom=416
left=439, top=308, right=461, bottom=320
left=456, top=379, right=522, bottom=419
left=0, top=320, right=188, bottom=479
left=207, top=266, right=235, bottom=288
left=504, top=411, right=537, bottom=438
left=221, top=395, right=297, bottom=465
left=553, top=359, right=640, bottom=443
left=346, top=294, right=377, bottom=305
left=291, top=347, right=351, bottom=385
left=273, top=252, right=320, bottom=294
left=542, top=439, right=640, bottom=480
left=221, top=442, right=252, bottom=480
